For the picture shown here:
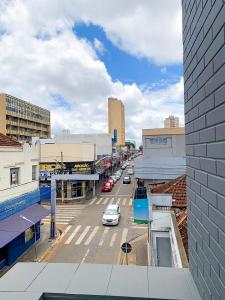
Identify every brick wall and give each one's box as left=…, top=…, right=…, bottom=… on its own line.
left=182, top=0, right=225, bottom=299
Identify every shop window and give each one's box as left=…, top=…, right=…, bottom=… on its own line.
left=10, top=168, right=19, bottom=185
left=25, top=227, right=34, bottom=243
left=32, top=165, right=37, bottom=180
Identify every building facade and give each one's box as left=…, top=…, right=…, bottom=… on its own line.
left=0, top=134, right=48, bottom=269
left=183, top=0, right=225, bottom=299
left=0, top=93, right=51, bottom=141
left=164, top=115, right=180, bottom=128
left=55, top=132, right=113, bottom=158
left=134, top=128, right=186, bottom=187
left=108, top=97, right=125, bottom=147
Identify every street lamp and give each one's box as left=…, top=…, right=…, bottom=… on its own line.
left=20, top=215, right=38, bottom=261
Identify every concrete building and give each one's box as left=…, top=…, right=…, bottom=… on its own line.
left=0, top=93, right=51, bottom=141
left=108, top=97, right=125, bottom=147
left=183, top=0, right=225, bottom=299
left=135, top=128, right=186, bottom=186
left=0, top=133, right=49, bottom=269
left=55, top=132, right=112, bottom=158
left=164, top=115, right=180, bottom=128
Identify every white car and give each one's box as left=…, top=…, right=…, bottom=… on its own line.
left=127, top=168, right=134, bottom=175
left=102, top=204, right=121, bottom=226
left=110, top=175, right=117, bottom=183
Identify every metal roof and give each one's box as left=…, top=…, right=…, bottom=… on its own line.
left=0, top=263, right=201, bottom=300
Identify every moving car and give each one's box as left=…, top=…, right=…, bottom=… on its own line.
left=123, top=175, right=131, bottom=184
left=102, top=182, right=112, bottom=192
left=102, top=204, right=121, bottom=225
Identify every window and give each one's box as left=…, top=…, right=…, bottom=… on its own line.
left=10, top=168, right=19, bottom=185
left=32, top=165, right=37, bottom=181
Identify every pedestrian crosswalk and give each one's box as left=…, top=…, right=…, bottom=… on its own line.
left=89, top=197, right=133, bottom=206
left=62, top=225, right=131, bottom=248
left=42, top=204, right=85, bottom=225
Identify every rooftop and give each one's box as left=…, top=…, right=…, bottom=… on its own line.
left=0, top=133, right=22, bottom=147
left=151, top=175, right=187, bottom=208
left=142, top=128, right=185, bottom=136
left=0, top=262, right=201, bottom=300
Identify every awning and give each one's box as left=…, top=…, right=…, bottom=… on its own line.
left=0, top=204, right=50, bottom=248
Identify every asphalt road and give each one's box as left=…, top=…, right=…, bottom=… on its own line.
left=45, top=169, right=147, bottom=265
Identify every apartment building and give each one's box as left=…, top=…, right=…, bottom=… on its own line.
left=108, top=97, right=125, bottom=147
left=0, top=93, right=51, bottom=141
left=164, top=115, right=180, bottom=128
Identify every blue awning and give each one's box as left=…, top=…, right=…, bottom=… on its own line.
left=0, top=204, right=50, bottom=248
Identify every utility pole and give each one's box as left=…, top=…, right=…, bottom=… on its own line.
left=61, top=152, right=64, bottom=204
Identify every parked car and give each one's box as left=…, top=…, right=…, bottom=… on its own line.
left=102, top=182, right=112, bottom=192
left=102, top=204, right=121, bottom=226
left=123, top=175, right=131, bottom=184
left=121, top=164, right=126, bottom=170
left=108, top=178, right=114, bottom=187
left=110, top=175, right=117, bottom=183
left=127, top=168, right=134, bottom=175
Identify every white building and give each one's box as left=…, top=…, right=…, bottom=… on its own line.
left=134, top=128, right=186, bottom=186
left=0, top=134, right=48, bottom=270
left=55, top=132, right=113, bottom=158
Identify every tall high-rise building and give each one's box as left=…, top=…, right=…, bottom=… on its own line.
left=0, top=93, right=51, bottom=141
left=164, top=115, right=179, bottom=128
left=108, top=97, right=125, bottom=146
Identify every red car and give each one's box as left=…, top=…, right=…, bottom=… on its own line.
left=102, top=182, right=112, bottom=192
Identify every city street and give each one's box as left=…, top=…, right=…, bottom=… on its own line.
left=44, top=171, right=148, bottom=264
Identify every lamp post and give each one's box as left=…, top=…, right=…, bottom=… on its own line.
left=20, top=215, right=38, bottom=261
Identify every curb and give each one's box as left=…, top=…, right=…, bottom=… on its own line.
left=38, top=227, right=63, bottom=262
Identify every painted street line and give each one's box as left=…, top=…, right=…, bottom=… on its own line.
left=89, top=197, right=97, bottom=205
left=109, top=198, right=114, bottom=204
left=96, top=198, right=103, bottom=205
left=61, top=225, right=72, bottom=238
left=122, top=198, right=127, bottom=206
left=81, top=248, right=90, bottom=264
left=84, top=226, right=99, bottom=245
left=65, top=225, right=81, bottom=244
left=120, top=228, right=128, bottom=245
left=75, top=226, right=91, bottom=245
left=110, top=232, right=117, bottom=247
left=99, top=228, right=109, bottom=246
left=116, top=198, right=121, bottom=205
left=129, top=198, right=133, bottom=206
left=103, top=197, right=109, bottom=204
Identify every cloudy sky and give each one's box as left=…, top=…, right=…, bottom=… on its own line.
left=0, top=0, right=183, bottom=144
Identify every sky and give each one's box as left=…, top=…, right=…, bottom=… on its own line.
left=0, top=0, right=184, bottom=145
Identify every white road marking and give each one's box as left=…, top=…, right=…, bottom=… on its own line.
left=116, top=198, right=121, bottom=205
left=129, top=198, right=133, bottom=206
left=122, top=198, right=127, bottom=206
left=110, top=232, right=117, bottom=247
left=109, top=198, right=114, bottom=204
left=65, top=225, right=81, bottom=244
left=61, top=225, right=72, bottom=238
left=75, top=226, right=91, bottom=245
left=81, top=248, right=90, bottom=264
left=120, top=228, right=128, bottom=245
left=96, top=198, right=103, bottom=205
left=99, top=228, right=109, bottom=246
left=103, top=198, right=109, bottom=204
left=84, top=226, right=99, bottom=245
left=89, top=197, right=97, bottom=205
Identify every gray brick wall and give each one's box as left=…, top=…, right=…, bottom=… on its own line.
left=182, top=1, right=225, bottom=299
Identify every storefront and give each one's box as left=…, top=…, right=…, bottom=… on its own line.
left=0, top=189, right=49, bottom=269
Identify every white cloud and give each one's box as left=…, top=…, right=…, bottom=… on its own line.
left=0, top=0, right=184, bottom=145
